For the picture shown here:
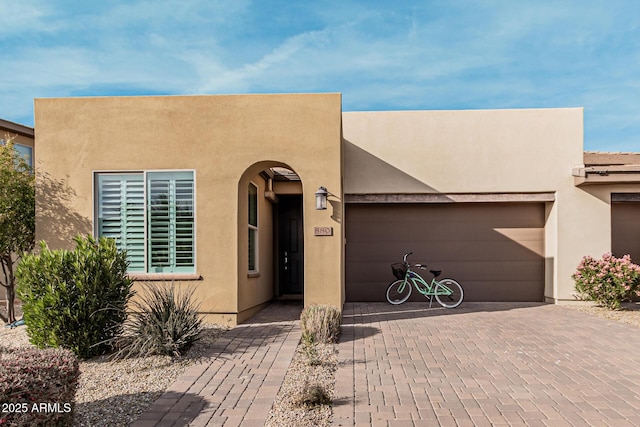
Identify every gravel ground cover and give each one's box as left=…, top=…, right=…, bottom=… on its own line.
left=0, top=324, right=227, bottom=427
left=265, top=342, right=338, bottom=427
left=564, top=301, right=640, bottom=327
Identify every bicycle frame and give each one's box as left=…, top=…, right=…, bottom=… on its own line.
left=398, top=269, right=453, bottom=297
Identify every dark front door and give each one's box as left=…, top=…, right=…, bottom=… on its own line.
left=278, top=195, right=304, bottom=295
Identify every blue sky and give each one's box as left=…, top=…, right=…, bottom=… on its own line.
left=1, top=0, right=639, bottom=152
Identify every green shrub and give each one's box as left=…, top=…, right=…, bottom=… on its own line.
left=0, top=347, right=79, bottom=426
left=16, top=235, right=134, bottom=358
left=300, top=304, right=341, bottom=344
left=114, top=281, right=203, bottom=358
left=573, top=253, right=640, bottom=310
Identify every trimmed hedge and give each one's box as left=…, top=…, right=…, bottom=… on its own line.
left=0, top=347, right=79, bottom=426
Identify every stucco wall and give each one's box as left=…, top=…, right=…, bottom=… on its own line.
left=342, top=108, right=611, bottom=301
left=343, top=109, right=583, bottom=194
left=34, top=94, right=344, bottom=324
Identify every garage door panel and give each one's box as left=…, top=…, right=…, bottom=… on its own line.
left=346, top=241, right=542, bottom=263
left=418, top=241, right=543, bottom=262
left=349, top=222, right=542, bottom=243
left=346, top=203, right=545, bottom=302
left=462, top=280, right=544, bottom=302
left=350, top=216, right=540, bottom=242
left=612, top=202, right=640, bottom=262
left=346, top=260, right=542, bottom=284
left=345, top=240, right=543, bottom=263
left=345, top=279, right=543, bottom=302
left=423, top=261, right=543, bottom=282
left=346, top=261, right=392, bottom=282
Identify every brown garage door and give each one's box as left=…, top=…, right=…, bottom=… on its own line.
left=612, top=201, right=640, bottom=262
left=346, top=203, right=545, bottom=302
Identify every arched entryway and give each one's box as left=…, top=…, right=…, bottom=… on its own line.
left=237, top=161, right=304, bottom=319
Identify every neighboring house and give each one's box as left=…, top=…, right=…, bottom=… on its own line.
left=0, top=118, right=34, bottom=168
left=33, top=94, right=640, bottom=325
left=0, top=118, right=34, bottom=303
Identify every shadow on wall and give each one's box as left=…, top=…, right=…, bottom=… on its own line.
left=36, top=171, right=92, bottom=249
left=342, top=140, right=437, bottom=193
left=329, top=199, right=342, bottom=223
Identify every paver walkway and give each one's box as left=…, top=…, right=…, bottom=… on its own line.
left=333, top=302, right=640, bottom=427
left=131, top=301, right=301, bottom=427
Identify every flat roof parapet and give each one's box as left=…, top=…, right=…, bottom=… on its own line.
left=584, top=151, right=640, bottom=166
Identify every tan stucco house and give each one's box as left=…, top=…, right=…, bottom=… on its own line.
left=32, top=94, right=640, bottom=324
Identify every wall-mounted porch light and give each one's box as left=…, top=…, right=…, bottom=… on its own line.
left=315, top=186, right=328, bottom=210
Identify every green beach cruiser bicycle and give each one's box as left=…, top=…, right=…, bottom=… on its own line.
left=387, top=252, right=464, bottom=308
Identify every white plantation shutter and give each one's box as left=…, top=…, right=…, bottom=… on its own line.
left=175, top=178, right=195, bottom=268
left=97, top=174, right=145, bottom=271
left=147, top=172, right=195, bottom=273
left=97, top=171, right=195, bottom=274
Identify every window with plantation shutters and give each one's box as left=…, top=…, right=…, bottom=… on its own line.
left=95, top=171, right=195, bottom=274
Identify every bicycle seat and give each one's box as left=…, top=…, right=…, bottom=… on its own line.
left=430, top=270, right=441, bottom=277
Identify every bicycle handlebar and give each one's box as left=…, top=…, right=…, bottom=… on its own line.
left=403, top=252, right=427, bottom=269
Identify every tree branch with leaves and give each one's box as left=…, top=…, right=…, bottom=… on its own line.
left=0, top=136, right=35, bottom=324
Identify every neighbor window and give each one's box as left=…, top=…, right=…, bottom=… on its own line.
left=14, top=144, right=33, bottom=168
left=0, top=139, right=33, bottom=168
left=95, top=171, right=195, bottom=273
left=248, top=182, right=258, bottom=272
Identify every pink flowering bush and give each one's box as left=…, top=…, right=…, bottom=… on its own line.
left=573, top=253, right=640, bottom=310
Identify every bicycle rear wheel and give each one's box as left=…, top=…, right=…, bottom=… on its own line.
left=434, top=278, right=464, bottom=308
left=386, top=280, right=412, bottom=305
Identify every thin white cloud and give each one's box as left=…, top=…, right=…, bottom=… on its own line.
left=0, top=0, right=53, bottom=35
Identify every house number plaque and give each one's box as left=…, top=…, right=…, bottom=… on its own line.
left=314, top=227, right=333, bottom=236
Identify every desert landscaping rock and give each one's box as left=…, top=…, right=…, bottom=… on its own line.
left=265, top=342, right=337, bottom=427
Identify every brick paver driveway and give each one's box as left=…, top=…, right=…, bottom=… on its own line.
left=334, top=302, right=640, bottom=427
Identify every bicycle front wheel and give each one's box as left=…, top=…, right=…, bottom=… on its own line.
left=386, top=280, right=412, bottom=305
left=434, top=278, right=464, bottom=308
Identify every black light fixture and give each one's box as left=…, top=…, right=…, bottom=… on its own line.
left=315, top=186, right=328, bottom=210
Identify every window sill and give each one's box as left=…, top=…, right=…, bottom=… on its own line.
left=128, top=273, right=202, bottom=282
left=248, top=272, right=260, bottom=278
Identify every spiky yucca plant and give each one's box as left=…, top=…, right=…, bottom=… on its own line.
left=115, top=281, right=203, bottom=358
